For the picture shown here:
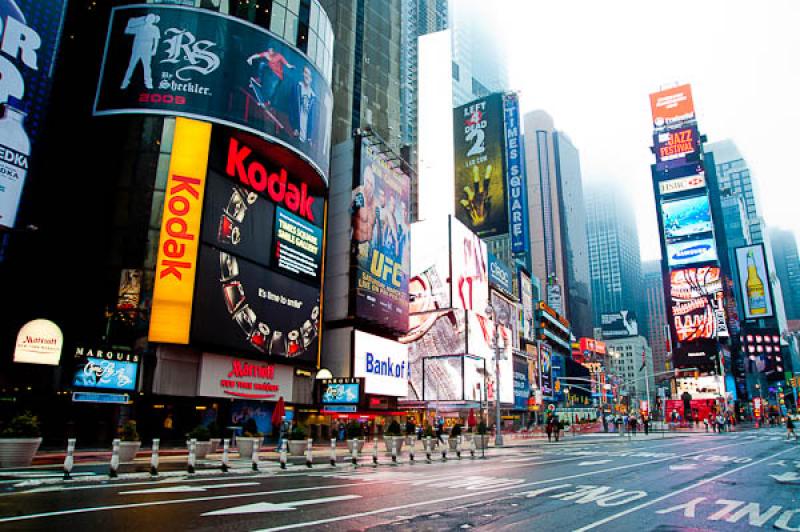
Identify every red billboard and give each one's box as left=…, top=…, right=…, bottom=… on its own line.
left=650, top=84, right=695, bottom=129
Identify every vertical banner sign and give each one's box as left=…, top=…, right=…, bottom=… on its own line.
left=0, top=0, right=68, bottom=228
left=453, top=93, right=507, bottom=238
left=735, top=244, right=775, bottom=320
left=503, top=93, right=528, bottom=253
left=149, top=117, right=211, bottom=343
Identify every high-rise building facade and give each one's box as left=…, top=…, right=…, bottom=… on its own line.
left=770, top=228, right=800, bottom=321
left=449, top=0, right=508, bottom=107
left=321, top=0, right=403, bottom=148
left=706, top=140, right=763, bottom=244
left=522, top=111, right=591, bottom=333
left=585, top=183, right=646, bottom=338
left=642, top=260, right=669, bottom=381
left=606, top=336, right=655, bottom=406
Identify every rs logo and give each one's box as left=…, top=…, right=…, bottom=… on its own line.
left=370, top=250, right=401, bottom=287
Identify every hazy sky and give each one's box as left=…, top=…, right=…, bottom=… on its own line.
left=488, top=0, right=800, bottom=260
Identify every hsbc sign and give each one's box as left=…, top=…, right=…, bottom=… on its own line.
left=659, top=173, right=706, bottom=196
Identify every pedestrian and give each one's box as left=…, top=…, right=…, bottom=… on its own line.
left=630, top=415, right=638, bottom=435
left=435, top=419, right=444, bottom=446
left=643, top=415, right=650, bottom=435
left=703, top=417, right=709, bottom=432
left=716, top=413, right=725, bottom=432
left=546, top=415, right=554, bottom=442
left=787, top=416, right=798, bottom=441
left=554, top=418, right=562, bottom=442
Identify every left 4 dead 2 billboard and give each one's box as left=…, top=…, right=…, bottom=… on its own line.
left=352, top=137, right=410, bottom=334
left=454, top=93, right=507, bottom=238
left=0, top=0, right=68, bottom=229
left=94, top=4, right=333, bottom=181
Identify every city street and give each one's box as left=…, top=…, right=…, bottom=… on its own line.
left=0, top=428, right=798, bottom=531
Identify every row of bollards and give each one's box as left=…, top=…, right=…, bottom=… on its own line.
left=63, top=434, right=482, bottom=481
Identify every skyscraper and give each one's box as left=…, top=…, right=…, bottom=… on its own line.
left=585, top=183, right=646, bottom=338
left=321, top=0, right=403, bottom=148
left=522, top=110, right=591, bottom=333
left=770, top=228, right=800, bottom=321
left=706, top=140, right=763, bottom=244
left=643, top=260, right=669, bottom=381
left=449, top=0, right=509, bottom=106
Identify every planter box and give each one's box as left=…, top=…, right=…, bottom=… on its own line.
left=383, top=436, right=405, bottom=454
left=347, top=439, right=365, bottom=454
left=0, top=437, right=42, bottom=467
left=473, top=435, right=490, bottom=449
left=288, top=439, right=309, bottom=457
left=118, top=441, right=141, bottom=462
left=194, top=441, right=211, bottom=459
left=448, top=436, right=463, bottom=451
left=209, top=439, right=220, bottom=454
left=237, top=437, right=261, bottom=459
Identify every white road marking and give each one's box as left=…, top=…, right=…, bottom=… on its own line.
left=573, top=444, right=799, bottom=531
left=250, top=440, right=754, bottom=531
left=201, top=495, right=361, bottom=515
left=770, top=471, right=800, bottom=483
left=668, top=464, right=696, bottom=471
left=120, top=482, right=259, bottom=495
left=577, top=460, right=612, bottom=466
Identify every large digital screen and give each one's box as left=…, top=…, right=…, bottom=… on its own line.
left=94, top=4, right=333, bottom=181
left=73, top=358, right=139, bottom=392
left=600, top=310, right=638, bottom=339
left=353, top=331, right=409, bottom=397
left=666, top=236, right=719, bottom=267
left=409, top=217, right=451, bottom=317
left=466, top=311, right=514, bottom=404
left=0, top=0, right=67, bottom=228
left=453, top=94, right=508, bottom=237
left=450, top=217, right=489, bottom=314
left=321, top=383, right=360, bottom=405
left=649, top=84, right=695, bottom=129
left=654, top=125, right=699, bottom=163
left=670, top=267, right=727, bottom=343
left=518, top=270, right=535, bottom=342
left=352, top=137, right=411, bottom=333
left=735, top=244, right=775, bottom=319
left=661, top=195, right=713, bottom=241
left=490, top=289, right=519, bottom=350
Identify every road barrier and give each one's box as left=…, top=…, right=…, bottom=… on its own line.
left=109, top=439, right=120, bottom=478
left=63, top=438, right=76, bottom=480
left=350, top=441, right=358, bottom=466
left=305, top=438, right=313, bottom=468
left=221, top=439, right=230, bottom=473
left=251, top=440, right=259, bottom=472
left=426, top=436, right=432, bottom=462
left=391, top=438, right=398, bottom=464
left=456, top=436, right=462, bottom=460
left=279, top=439, right=287, bottom=470
left=187, top=438, right=196, bottom=474
left=441, top=435, right=448, bottom=461
left=330, top=439, right=337, bottom=467
left=150, top=439, right=160, bottom=477
left=372, top=438, right=379, bottom=466
left=409, top=438, right=415, bottom=463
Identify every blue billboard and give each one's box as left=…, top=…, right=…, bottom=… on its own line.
left=666, top=236, right=719, bottom=267
left=322, top=383, right=360, bottom=405
left=661, top=195, right=713, bottom=241
left=513, top=356, right=529, bottom=410
left=73, top=358, right=139, bottom=392
left=503, top=93, right=529, bottom=254
left=488, top=252, right=514, bottom=296
left=0, top=0, right=68, bottom=228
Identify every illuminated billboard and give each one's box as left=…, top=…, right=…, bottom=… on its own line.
left=503, top=92, right=529, bottom=253
left=654, top=126, right=699, bottom=163
left=670, top=267, right=728, bottom=343
left=0, top=0, right=68, bottom=228
left=518, top=270, right=535, bottom=342
left=735, top=244, right=775, bottom=319
left=666, top=236, right=719, bottom=267
left=409, top=217, right=451, bottom=316
left=94, top=4, right=333, bottom=181
left=600, top=310, right=638, bottom=339
left=453, top=94, right=508, bottom=237
left=661, top=195, right=713, bottom=241
left=450, top=217, right=489, bottom=315
left=649, top=84, right=695, bottom=129
left=353, top=331, right=409, bottom=397
left=658, top=172, right=706, bottom=196
left=352, top=137, right=411, bottom=333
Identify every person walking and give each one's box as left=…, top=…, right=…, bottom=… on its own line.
left=643, top=415, right=650, bottom=435
left=787, top=416, right=797, bottom=441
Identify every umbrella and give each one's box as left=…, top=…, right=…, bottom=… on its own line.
left=468, top=408, right=477, bottom=427
left=271, top=396, right=286, bottom=426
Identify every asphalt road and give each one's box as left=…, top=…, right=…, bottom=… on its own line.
left=0, top=427, right=798, bottom=531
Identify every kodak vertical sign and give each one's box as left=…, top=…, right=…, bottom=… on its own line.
left=149, top=118, right=212, bottom=343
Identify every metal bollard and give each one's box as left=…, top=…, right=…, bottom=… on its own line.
left=441, top=435, right=448, bottom=461
left=305, top=438, right=313, bottom=468
left=426, top=436, right=432, bottom=462
left=221, top=438, right=230, bottom=473
left=330, top=438, right=337, bottom=467
left=109, top=438, right=120, bottom=478
left=372, top=437, right=379, bottom=466
left=280, top=438, right=288, bottom=469
left=470, top=436, right=476, bottom=459
left=457, top=435, right=462, bottom=460
left=252, top=439, right=259, bottom=472
left=63, top=438, right=76, bottom=480
left=351, top=440, right=359, bottom=466
left=187, top=438, right=197, bottom=474
left=391, top=438, right=398, bottom=465
left=409, top=438, right=415, bottom=463
left=150, top=438, right=160, bottom=477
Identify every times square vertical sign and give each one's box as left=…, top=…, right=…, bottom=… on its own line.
left=0, top=0, right=68, bottom=229
left=503, top=92, right=528, bottom=254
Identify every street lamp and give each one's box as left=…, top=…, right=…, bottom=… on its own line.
left=485, top=304, right=504, bottom=447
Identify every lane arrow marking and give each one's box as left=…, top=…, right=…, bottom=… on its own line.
left=121, top=482, right=259, bottom=495
left=771, top=472, right=800, bottom=483
left=202, top=494, right=361, bottom=515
